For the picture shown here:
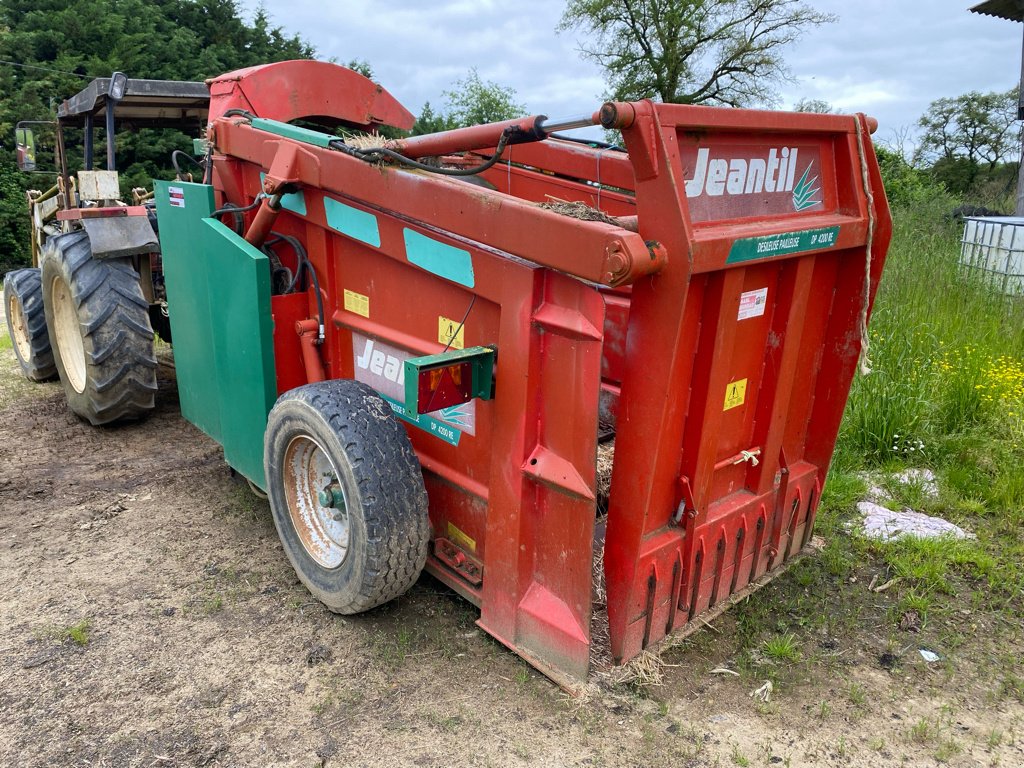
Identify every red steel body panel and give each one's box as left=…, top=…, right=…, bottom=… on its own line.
left=202, top=61, right=891, bottom=688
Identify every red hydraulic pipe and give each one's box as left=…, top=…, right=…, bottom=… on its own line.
left=387, top=110, right=602, bottom=159
left=296, top=318, right=325, bottom=383
left=244, top=195, right=282, bottom=248
left=388, top=116, right=546, bottom=159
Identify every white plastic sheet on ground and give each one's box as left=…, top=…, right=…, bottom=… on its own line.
left=854, top=501, right=975, bottom=542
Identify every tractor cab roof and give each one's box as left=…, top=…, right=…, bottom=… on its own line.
left=57, top=77, right=209, bottom=130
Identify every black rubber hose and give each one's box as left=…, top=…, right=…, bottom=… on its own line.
left=328, top=131, right=511, bottom=177
left=171, top=149, right=205, bottom=180
left=266, top=232, right=325, bottom=343
left=210, top=196, right=263, bottom=218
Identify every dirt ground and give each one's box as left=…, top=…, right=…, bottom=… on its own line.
left=1, top=308, right=1022, bottom=767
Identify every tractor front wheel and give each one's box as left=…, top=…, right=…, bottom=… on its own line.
left=41, top=231, right=158, bottom=425
left=263, top=380, right=430, bottom=614
left=3, top=268, right=57, bottom=382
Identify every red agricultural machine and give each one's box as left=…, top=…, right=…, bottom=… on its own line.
left=11, top=60, right=892, bottom=688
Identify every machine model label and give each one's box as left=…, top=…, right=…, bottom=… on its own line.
left=727, top=226, right=840, bottom=265
left=352, top=333, right=476, bottom=444
left=737, top=288, right=769, bottom=320
left=343, top=289, right=370, bottom=318
left=168, top=186, right=185, bottom=208
left=438, top=315, right=466, bottom=350
left=681, top=143, right=824, bottom=222
left=724, top=378, right=748, bottom=411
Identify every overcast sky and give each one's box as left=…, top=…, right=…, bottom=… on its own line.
left=240, top=0, right=1022, bottom=148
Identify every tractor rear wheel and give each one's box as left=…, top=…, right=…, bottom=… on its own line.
left=3, top=268, right=57, bottom=381
left=40, top=231, right=158, bottom=425
left=263, top=379, right=430, bottom=614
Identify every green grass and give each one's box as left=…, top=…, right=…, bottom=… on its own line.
left=37, top=619, right=92, bottom=646
left=714, top=197, right=1024, bottom=712
left=762, top=633, right=801, bottom=663
left=66, top=619, right=91, bottom=646
left=827, top=197, right=1024, bottom=614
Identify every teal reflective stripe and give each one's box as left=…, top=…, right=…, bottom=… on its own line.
left=250, top=117, right=334, bottom=148
left=403, top=228, right=475, bottom=288
left=381, top=394, right=462, bottom=446
left=324, top=197, right=381, bottom=247
left=259, top=172, right=307, bottom=216
left=727, top=226, right=840, bottom=264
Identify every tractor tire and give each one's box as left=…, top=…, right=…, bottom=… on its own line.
left=40, top=231, right=158, bottom=425
left=264, top=379, right=430, bottom=614
left=3, top=268, right=57, bottom=381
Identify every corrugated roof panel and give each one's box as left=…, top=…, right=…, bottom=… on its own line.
left=970, top=0, right=1024, bottom=22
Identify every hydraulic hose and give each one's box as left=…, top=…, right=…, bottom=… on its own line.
left=328, top=131, right=511, bottom=177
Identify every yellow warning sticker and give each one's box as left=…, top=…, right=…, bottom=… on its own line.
left=343, top=289, right=370, bottom=318
left=447, top=521, right=476, bottom=553
left=438, top=315, right=465, bottom=350
left=724, top=378, right=748, bottom=411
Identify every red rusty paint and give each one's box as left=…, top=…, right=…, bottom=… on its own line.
left=204, top=61, right=891, bottom=688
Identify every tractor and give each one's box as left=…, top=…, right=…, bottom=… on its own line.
left=3, top=73, right=208, bottom=424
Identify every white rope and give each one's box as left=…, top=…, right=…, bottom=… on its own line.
left=733, top=449, right=761, bottom=467
left=853, top=115, right=877, bottom=376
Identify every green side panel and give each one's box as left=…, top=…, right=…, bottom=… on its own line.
left=154, top=180, right=222, bottom=442
left=251, top=118, right=334, bottom=148
left=154, top=180, right=277, bottom=489
left=726, top=226, right=840, bottom=265
left=199, top=219, right=277, bottom=487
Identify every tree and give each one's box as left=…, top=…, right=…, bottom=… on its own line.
left=410, top=70, right=525, bottom=135
left=441, top=69, right=526, bottom=127
left=916, top=88, right=1019, bottom=169
left=792, top=98, right=833, bottom=113
left=0, top=0, right=315, bottom=272
left=412, top=102, right=458, bottom=136
left=559, top=0, right=834, bottom=106
left=915, top=88, right=1019, bottom=194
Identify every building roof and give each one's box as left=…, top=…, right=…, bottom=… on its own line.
left=970, top=0, right=1024, bottom=22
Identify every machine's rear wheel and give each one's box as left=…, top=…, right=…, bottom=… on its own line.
left=41, top=231, right=158, bottom=425
left=3, top=268, right=57, bottom=382
left=264, top=379, right=430, bottom=614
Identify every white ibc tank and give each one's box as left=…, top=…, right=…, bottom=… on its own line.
left=960, top=216, right=1024, bottom=295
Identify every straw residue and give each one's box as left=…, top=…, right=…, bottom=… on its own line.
left=539, top=197, right=618, bottom=225
left=342, top=131, right=389, bottom=151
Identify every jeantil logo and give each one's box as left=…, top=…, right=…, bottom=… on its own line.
left=684, top=147, right=820, bottom=212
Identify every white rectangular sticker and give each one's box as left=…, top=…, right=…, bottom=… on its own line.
left=168, top=185, right=185, bottom=209
left=737, top=287, right=768, bottom=320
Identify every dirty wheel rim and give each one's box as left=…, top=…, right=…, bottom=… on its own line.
left=51, top=275, right=86, bottom=393
left=283, top=435, right=350, bottom=569
left=7, top=291, right=32, bottom=362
